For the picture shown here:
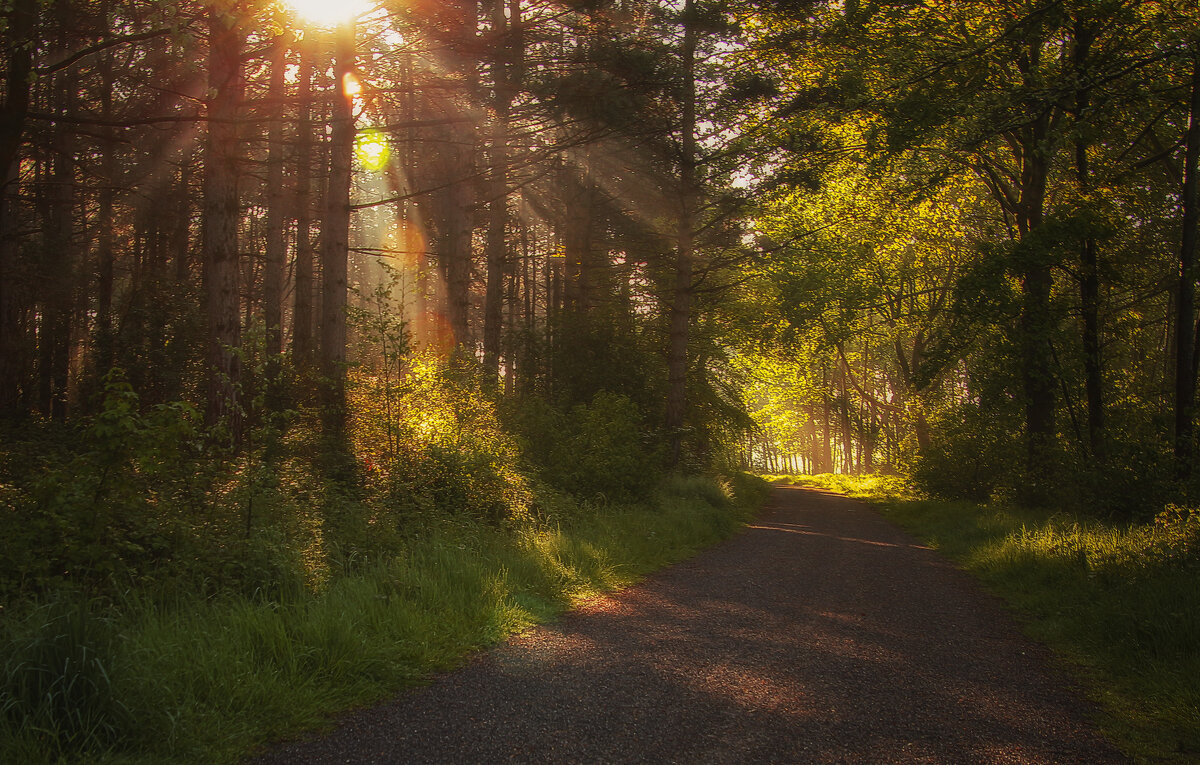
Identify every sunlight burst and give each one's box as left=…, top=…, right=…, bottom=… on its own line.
left=282, top=0, right=371, bottom=27
left=355, top=129, right=391, bottom=173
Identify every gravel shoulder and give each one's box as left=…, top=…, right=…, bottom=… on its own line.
left=250, top=486, right=1128, bottom=764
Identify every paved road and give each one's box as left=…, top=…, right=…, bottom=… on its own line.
left=251, top=486, right=1127, bottom=764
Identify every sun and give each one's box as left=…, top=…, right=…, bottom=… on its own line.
left=283, top=0, right=372, bottom=27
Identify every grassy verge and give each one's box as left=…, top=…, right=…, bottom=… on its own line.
left=774, top=473, right=1200, bottom=764
left=1, top=473, right=767, bottom=765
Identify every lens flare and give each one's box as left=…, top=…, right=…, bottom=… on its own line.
left=355, top=129, right=390, bottom=172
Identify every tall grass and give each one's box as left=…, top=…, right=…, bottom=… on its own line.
left=787, top=473, right=1200, bottom=764
left=0, top=474, right=764, bottom=765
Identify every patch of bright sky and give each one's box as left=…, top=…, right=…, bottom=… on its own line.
left=282, top=0, right=374, bottom=28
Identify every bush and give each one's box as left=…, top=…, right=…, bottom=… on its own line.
left=346, top=356, right=536, bottom=528
left=513, top=392, right=663, bottom=502
left=913, top=402, right=1023, bottom=502
left=1082, top=434, right=1175, bottom=521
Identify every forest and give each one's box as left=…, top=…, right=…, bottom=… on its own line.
left=0, top=0, right=1198, bottom=761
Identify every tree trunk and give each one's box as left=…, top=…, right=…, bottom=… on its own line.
left=445, top=155, right=473, bottom=349
left=95, top=49, right=117, bottom=376
left=203, top=2, right=244, bottom=438
left=561, top=157, right=600, bottom=315
left=439, top=0, right=478, bottom=352
left=821, top=395, right=834, bottom=473
left=320, top=22, right=355, bottom=429
left=40, top=73, right=75, bottom=421
left=665, top=0, right=697, bottom=468
left=293, top=34, right=315, bottom=370
left=172, top=149, right=194, bottom=284
left=483, top=0, right=513, bottom=377
left=838, top=370, right=854, bottom=474
left=1175, top=46, right=1200, bottom=477
left=1074, top=21, right=1104, bottom=459
left=0, top=0, right=36, bottom=420
left=40, top=0, right=77, bottom=421
left=264, top=25, right=287, bottom=378
left=1015, top=123, right=1056, bottom=494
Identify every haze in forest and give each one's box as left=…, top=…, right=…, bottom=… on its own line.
left=0, top=0, right=1198, bottom=762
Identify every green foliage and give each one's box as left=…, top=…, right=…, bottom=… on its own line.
left=0, top=473, right=762, bottom=764
left=1085, top=429, right=1176, bottom=521
left=737, top=0, right=1198, bottom=518
left=912, top=401, right=1024, bottom=503
left=507, top=392, right=664, bottom=503
left=654, top=471, right=770, bottom=518
left=0, top=371, right=214, bottom=598
left=348, top=352, right=534, bottom=529
left=547, top=310, right=665, bottom=415
left=656, top=473, right=733, bottom=510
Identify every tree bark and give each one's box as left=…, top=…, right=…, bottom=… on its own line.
left=264, top=25, right=288, bottom=375
left=820, top=395, right=834, bottom=473
left=665, top=0, right=697, bottom=468
left=483, top=0, right=513, bottom=377
left=1074, top=21, right=1105, bottom=459
left=561, top=159, right=597, bottom=313
left=202, top=2, right=244, bottom=438
left=444, top=150, right=473, bottom=349
left=1013, top=115, right=1056, bottom=495
left=1175, top=46, right=1200, bottom=477
left=320, top=22, right=355, bottom=428
left=293, top=34, right=315, bottom=370
left=838, top=367, right=854, bottom=474
left=0, top=0, right=36, bottom=420
left=95, top=49, right=117, bottom=376
left=40, top=62, right=75, bottom=421
left=437, top=0, right=478, bottom=352
left=970, top=28, right=1060, bottom=499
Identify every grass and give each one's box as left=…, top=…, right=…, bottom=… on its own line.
left=0, top=473, right=766, bottom=765
left=778, top=473, right=1200, bottom=764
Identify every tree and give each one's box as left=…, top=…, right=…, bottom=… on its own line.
left=292, top=31, right=317, bottom=372
left=1175, top=43, right=1200, bottom=476
left=319, top=20, right=356, bottom=430
left=263, top=17, right=289, bottom=393
left=664, top=0, right=699, bottom=467
left=0, top=0, right=37, bottom=420
left=202, top=0, right=245, bottom=438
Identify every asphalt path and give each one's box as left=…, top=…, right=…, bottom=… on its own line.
left=251, top=486, right=1127, bottom=764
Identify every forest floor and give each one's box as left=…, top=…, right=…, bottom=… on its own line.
left=250, top=486, right=1126, bottom=764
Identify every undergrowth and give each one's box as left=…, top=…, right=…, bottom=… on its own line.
left=0, top=472, right=763, bottom=765
left=779, top=473, right=1200, bottom=764
left=0, top=350, right=770, bottom=764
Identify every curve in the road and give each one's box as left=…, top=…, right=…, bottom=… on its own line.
left=251, top=486, right=1127, bottom=764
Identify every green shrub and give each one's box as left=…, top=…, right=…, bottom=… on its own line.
left=348, top=356, right=535, bottom=527
left=656, top=473, right=733, bottom=509
left=913, top=402, right=1023, bottom=502
left=517, top=392, right=662, bottom=502
left=1079, top=437, right=1175, bottom=521
left=724, top=471, right=772, bottom=509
